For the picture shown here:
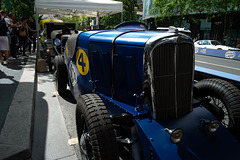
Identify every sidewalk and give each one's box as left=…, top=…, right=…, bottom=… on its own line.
left=0, top=54, right=78, bottom=160
left=0, top=55, right=37, bottom=160
left=32, top=72, right=78, bottom=160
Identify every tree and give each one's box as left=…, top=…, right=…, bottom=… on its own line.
left=101, top=0, right=138, bottom=29
left=152, top=0, right=193, bottom=27
left=122, top=0, right=138, bottom=21
left=1, top=0, right=34, bottom=21
left=206, top=0, right=240, bottom=36
left=152, top=0, right=240, bottom=28
left=101, top=13, right=122, bottom=29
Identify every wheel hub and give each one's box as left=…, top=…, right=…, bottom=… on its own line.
left=208, top=96, right=230, bottom=128
left=80, top=133, right=89, bottom=156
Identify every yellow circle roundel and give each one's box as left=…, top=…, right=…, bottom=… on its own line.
left=225, top=51, right=236, bottom=59
left=65, top=42, right=69, bottom=58
left=65, top=42, right=69, bottom=64
left=76, top=49, right=89, bottom=75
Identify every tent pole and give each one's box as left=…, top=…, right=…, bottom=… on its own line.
left=121, top=11, right=123, bottom=22
left=35, top=8, right=40, bottom=58
left=97, top=12, right=100, bottom=29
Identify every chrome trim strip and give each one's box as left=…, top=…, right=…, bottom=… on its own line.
left=174, top=44, right=177, bottom=118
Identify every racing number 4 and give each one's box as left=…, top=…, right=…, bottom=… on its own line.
left=78, top=52, right=86, bottom=72
left=76, top=49, right=89, bottom=76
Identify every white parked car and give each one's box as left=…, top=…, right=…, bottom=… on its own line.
left=194, top=40, right=240, bottom=51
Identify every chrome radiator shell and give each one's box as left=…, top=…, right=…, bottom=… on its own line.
left=144, top=35, right=195, bottom=119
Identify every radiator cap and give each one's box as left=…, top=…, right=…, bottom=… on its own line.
left=168, top=26, right=178, bottom=33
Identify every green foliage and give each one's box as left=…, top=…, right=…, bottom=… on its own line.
left=122, top=0, right=138, bottom=21
left=101, top=13, right=122, bottom=29
left=152, top=0, right=240, bottom=37
left=152, top=0, right=240, bottom=27
left=1, top=0, right=34, bottom=21
left=152, top=0, right=192, bottom=26
left=101, top=0, right=138, bottom=29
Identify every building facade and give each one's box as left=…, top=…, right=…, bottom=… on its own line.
left=142, top=0, right=240, bottom=47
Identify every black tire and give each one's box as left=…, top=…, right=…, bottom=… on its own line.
left=46, top=51, right=53, bottom=72
left=55, top=55, right=68, bottom=94
left=76, top=94, right=119, bottom=160
left=194, top=78, right=240, bottom=137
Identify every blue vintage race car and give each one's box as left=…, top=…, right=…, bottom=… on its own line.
left=55, top=21, right=240, bottom=160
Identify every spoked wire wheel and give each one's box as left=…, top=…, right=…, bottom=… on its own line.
left=79, top=115, right=93, bottom=160
left=206, top=96, right=230, bottom=128
left=194, top=78, right=240, bottom=140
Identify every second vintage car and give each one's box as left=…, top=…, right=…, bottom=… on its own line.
left=40, top=21, right=76, bottom=71
left=194, top=40, right=240, bottom=51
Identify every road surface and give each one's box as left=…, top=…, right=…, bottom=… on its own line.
left=195, top=54, right=240, bottom=77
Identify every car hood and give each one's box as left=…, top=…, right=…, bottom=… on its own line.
left=160, top=106, right=240, bottom=160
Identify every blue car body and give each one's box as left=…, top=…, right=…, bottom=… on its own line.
left=62, top=22, right=240, bottom=159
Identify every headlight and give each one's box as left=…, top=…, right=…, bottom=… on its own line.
left=208, top=120, right=220, bottom=133
left=54, top=38, right=61, bottom=46
left=165, top=128, right=184, bottom=144
left=199, top=119, right=220, bottom=133
left=40, top=31, right=44, bottom=36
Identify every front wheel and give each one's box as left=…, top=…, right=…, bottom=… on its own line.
left=76, top=94, right=119, bottom=160
left=194, top=78, right=240, bottom=138
left=55, top=55, right=68, bottom=94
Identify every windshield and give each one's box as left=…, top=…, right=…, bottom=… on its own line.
left=211, top=40, right=221, bottom=45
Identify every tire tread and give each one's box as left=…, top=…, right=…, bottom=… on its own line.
left=76, top=94, right=119, bottom=160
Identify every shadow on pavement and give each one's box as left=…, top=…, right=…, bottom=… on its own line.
left=32, top=91, right=48, bottom=160
left=59, top=90, right=76, bottom=104
left=0, top=70, right=20, bottom=132
left=0, top=70, right=16, bottom=80
left=5, top=57, right=28, bottom=70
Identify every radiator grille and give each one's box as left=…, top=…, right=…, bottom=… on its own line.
left=152, top=43, right=193, bottom=119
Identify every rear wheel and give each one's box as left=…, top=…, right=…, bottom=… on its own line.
left=194, top=78, right=240, bottom=138
left=76, top=94, right=119, bottom=160
left=46, top=51, right=53, bottom=72
left=55, top=55, right=68, bottom=94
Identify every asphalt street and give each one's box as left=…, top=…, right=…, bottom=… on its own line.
left=0, top=57, right=28, bottom=133
left=195, top=54, right=240, bottom=76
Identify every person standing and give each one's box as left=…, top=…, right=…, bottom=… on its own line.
left=17, top=17, right=36, bottom=57
left=0, top=12, right=10, bottom=64
left=1, top=10, right=11, bottom=59
left=237, top=39, right=240, bottom=49
left=8, top=13, right=20, bottom=58
left=28, top=16, right=36, bottom=53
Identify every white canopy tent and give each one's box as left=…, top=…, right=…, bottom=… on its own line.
left=35, top=0, right=123, bottom=17
left=34, top=0, right=123, bottom=56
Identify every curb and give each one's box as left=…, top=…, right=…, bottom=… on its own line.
left=0, top=55, right=37, bottom=160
